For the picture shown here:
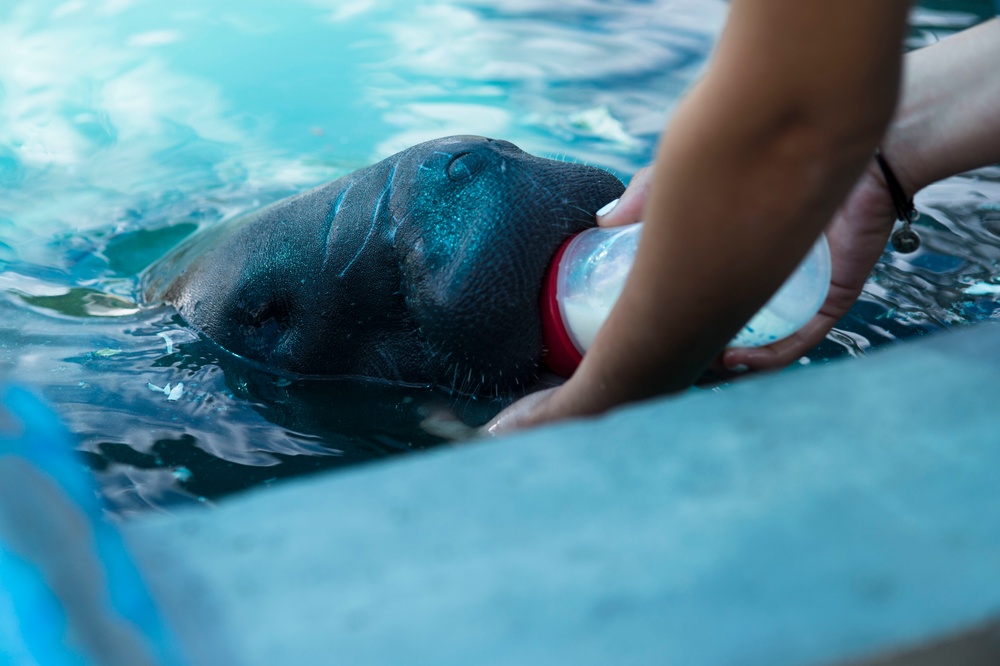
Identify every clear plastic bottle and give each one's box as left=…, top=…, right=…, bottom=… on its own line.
left=540, top=222, right=831, bottom=376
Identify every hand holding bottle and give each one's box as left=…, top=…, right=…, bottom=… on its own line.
left=541, top=215, right=831, bottom=377
left=483, top=9, right=1000, bottom=437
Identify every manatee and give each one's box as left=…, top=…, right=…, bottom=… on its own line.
left=142, top=135, right=624, bottom=396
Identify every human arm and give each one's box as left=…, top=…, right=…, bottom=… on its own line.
left=486, top=0, right=912, bottom=432
left=722, top=17, right=1000, bottom=371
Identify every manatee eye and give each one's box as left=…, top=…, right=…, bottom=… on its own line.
left=446, top=151, right=485, bottom=182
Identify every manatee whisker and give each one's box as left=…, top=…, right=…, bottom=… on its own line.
left=565, top=203, right=594, bottom=218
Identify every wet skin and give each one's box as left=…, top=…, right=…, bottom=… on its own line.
left=143, top=135, right=624, bottom=396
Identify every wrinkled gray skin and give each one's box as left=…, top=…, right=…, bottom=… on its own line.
left=143, top=136, right=624, bottom=396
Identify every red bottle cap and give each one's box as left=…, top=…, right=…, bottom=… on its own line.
left=540, top=235, right=584, bottom=377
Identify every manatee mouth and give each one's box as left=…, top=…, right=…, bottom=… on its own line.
left=528, top=166, right=627, bottom=294
left=436, top=162, right=624, bottom=396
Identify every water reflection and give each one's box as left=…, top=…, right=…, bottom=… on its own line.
left=371, top=0, right=725, bottom=169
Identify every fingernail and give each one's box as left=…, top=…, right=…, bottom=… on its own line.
left=596, top=199, right=619, bottom=217
left=728, top=364, right=749, bottom=374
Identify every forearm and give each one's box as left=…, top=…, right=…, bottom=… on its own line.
left=884, top=18, right=1000, bottom=195
left=535, top=1, right=911, bottom=419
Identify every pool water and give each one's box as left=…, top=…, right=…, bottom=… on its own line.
left=1, top=0, right=997, bottom=516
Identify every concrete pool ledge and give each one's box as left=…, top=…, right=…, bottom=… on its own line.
left=123, top=323, right=1000, bottom=665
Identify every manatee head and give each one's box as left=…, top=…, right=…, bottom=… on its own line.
left=143, top=135, right=625, bottom=396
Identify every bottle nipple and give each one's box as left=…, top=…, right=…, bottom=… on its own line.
left=540, top=236, right=585, bottom=378
left=540, top=223, right=641, bottom=377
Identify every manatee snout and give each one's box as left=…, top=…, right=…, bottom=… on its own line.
left=143, top=135, right=624, bottom=395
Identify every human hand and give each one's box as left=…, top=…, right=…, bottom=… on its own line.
left=597, top=161, right=898, bottom=375
left=478, top=387, right=558, bottom=436
left=721, top=159, right=899, bottom=372
left=485, top=14, right=1000, bottom=436
left=721, top=18, right=1000, bottom=372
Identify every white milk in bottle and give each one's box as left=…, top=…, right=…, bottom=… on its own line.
left=540, top=222, right=831, bottom=376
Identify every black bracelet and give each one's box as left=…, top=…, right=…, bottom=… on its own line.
left=874, top=149, right=921, bottom=253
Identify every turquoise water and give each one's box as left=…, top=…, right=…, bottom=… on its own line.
left=1, top=0, right=997, bottom=515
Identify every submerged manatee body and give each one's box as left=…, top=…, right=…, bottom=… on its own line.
left=143, top=136, right=624, bottom=395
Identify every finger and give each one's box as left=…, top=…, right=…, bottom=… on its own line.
left=722, top=310, right=840, bottom=371
left=597, top=166, right=653, bottom=227
left=479, top=387, right=558, bottom=437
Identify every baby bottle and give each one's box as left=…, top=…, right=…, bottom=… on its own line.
left=540, top=222, right=831, bottom=377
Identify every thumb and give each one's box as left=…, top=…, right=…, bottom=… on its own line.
left=597, top=165, right=653, bottom=227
